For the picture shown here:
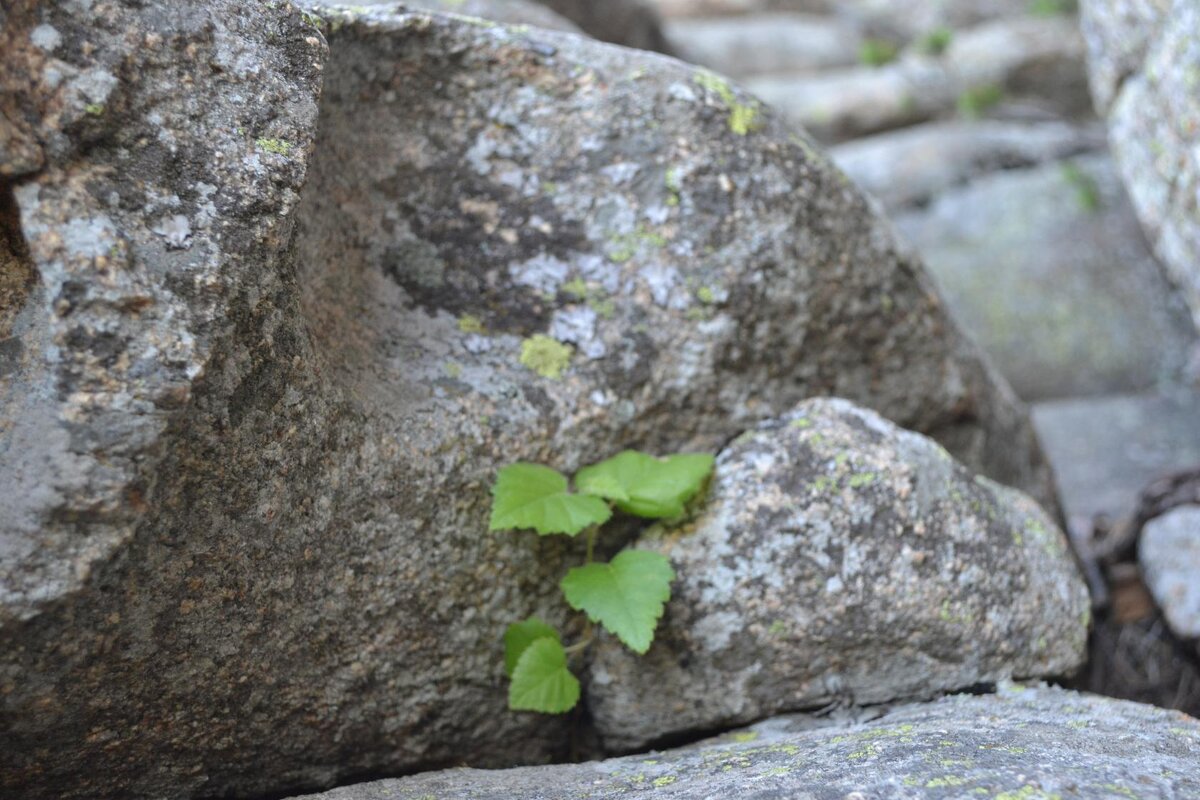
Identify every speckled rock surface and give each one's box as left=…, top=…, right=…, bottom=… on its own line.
left=288, top=685, right=1200, bottom=799
left=1081, top=0, right=1200, bottom=328
left=1140, top=505, right=1200, bottom=641
left=2, top=3, right=1059, bottom=798
left=587, top=399, right=1089, bottom=751
left=895, top=154, right=1197, bottom=400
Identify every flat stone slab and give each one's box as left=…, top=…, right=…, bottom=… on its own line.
left=1031, top=390, right=1200, bottom=535
left=895, top=155, right=1198, bottom=401
left=288, top=685, right=1200, bottom=799
left=1140, top=505, right=1200, bottom=640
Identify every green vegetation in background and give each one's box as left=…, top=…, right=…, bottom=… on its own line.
left=956, top=84, right=1004, bottom=119
left=917, top=27, right=953, bottom=56
left=859, top=38, right=899, bottom=67
left=1061, top=162, right=1101, bottom=213
left=1028, top=0, right=1078, bottom=17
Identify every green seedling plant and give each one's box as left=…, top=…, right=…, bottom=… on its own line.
left=490, top=450, right=715, bottom=713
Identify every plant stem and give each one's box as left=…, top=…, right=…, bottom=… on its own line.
left=585, top=525, right=597, bottom=564
left=583, top=525, right=597, bottom=563
left=563, top=632, right=593, bottom=656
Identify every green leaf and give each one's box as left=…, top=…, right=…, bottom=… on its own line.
left=560, top=550, right=674, bottom=653
left=575, top=451, right=715, bottom=519
left=508, top=637, right=581, bottom=713
left=503, top=618, right=560, bottom=677
left=490, top=463, right=612, bottom=535
left=575, top=472, right=629, bottom=502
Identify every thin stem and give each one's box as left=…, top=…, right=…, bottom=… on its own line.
left=585, top=525, right=597, bottom=564
left=563, top=633, right=593, bottom=656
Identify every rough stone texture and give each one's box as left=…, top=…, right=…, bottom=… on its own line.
left=895, top=154, right=1197, bottom=401
left=1, top=3, right=1059, bottom=798
left=746, top=17, right=1089, bottom=143
left=665, top=13, right=861, bottom=79
left=288, top=686, right=1200, bottom=799
left=1081, top=0, right=1200, bottom=329
left=0, top=0, right=326, bottom=623
left=587, top=399, right=1089, bottom=751
left=533, top=0, right=674, bottom=52
left=831, top=119, right=1106, bottom=210
left=405, top=0, right=582, bottom=31
left=1032, top=390, right=1200, bottom=536
left=1140, top=505, right=1200, bottom=640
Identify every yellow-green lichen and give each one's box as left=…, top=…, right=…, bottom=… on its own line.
left=300, top=9, right=326, bottom=29
left=694, top=70, right=763, bottom=136
left=519, top=335, right=572, bottom=379
left=458, top=314, right=485, bottom=334
left=607, top=224, right=669, bottom=263
left=561, top=278, right=590, bottom=299
left=256, top=137, right=292, bottom=155
left=731, top=731, right=759, bottom=743
left=696, top=286, right=716, bottom=304
left=848, top=472, right=876, bottom=488
left=926, top=775, right=970, bottom=788
left=994, top=785, right=1062, bottom=800
left=443, top=361, right=463, bottom=379
left=789, top=417, right=813, bottom=429
left=939, top=599, right=974, bottom=624
left=665, top=165, right=683, bottom=206
left=652, top=775, right=676, bottom=787
left=810, top=475, right=836, bottom=495
left=588, top=297, right=616, bottom=319
left=84, top=103, right=105, bottom=116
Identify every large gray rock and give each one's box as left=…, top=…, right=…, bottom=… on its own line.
left=1082, top=0, right=1200, bottom=329
left=586, top=399, right=1089, bottom=751
left=289, top=686, right=1200, bottom=799
left=747, top=17, right=1089, bottom=143
left=895, top=154, right=1197, bottom=400
left=1140, top=505, right=1200, bottom=641
left=831, top=119, right=1106, bottom=210
left=1, top=2, right=1058, bottom=798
